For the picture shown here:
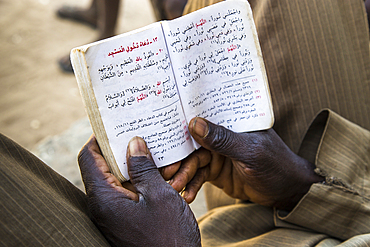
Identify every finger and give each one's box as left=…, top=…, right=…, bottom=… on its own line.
left=181, top=152, right=226, bottom=203
left=169, top=148, right=211, bottom=192
left=182, top=166, right=210, bottom=203
left=126, top=136, right=167, bottom=194
left=78, top=135, right=138, bottom=201
left=188, top=117, right=250, bottom=161
left=159, top=161, right=181, bottom=181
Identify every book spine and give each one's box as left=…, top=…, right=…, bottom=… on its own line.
left=160, top=22, right=195, bottom=148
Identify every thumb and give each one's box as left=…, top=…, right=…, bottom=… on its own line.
left=126, top=137, right=166, bottom=193
left=188, top=117, right=247, bottom=161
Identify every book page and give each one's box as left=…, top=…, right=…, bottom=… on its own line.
left=162, top=0, right=274, bottom=136
left=83, top=23, right=193, bottom=179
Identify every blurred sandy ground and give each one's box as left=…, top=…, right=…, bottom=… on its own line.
left=0, top=0, right=156, bottom=149
left=0, top=0, right=206, bottom=217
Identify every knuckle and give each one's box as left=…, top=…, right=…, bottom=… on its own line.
left=196, top=166, right=209, bottom=183
left=189, top=167, right=209, bottom=189
left=176, top=159, right=198, bottom=183
left=129, top=156, right=156, bottom=176
left=177, top=168, right=191, bottom=185
left=192, top=154, right=201, bottom=169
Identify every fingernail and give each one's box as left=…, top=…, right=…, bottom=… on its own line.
left=182, top=190, right=188, bottom=199
left=128, top=136, right=148, bottom=157
left=168, top=179, right=173, bottom=185
left=192, top=117, right=209, bottom=138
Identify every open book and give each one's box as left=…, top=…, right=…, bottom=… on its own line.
left=71, top=0, right=274, bottom=182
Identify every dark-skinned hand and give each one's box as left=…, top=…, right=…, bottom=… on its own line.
left=161, top=117, right=324, bottom=210
left=78, top=135, right=201, bottom=247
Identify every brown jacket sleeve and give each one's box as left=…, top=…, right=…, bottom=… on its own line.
left=276, top=110, right=370, bottom=241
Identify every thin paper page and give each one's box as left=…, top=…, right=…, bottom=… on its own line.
left=162, top=0, right=273, bottom=134
left=84, top=23, right=193, bottom=179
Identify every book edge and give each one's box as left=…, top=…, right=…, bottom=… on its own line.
left=245, top=0, right=275, bottom=129
left=70, top=48, right=127, bottom=182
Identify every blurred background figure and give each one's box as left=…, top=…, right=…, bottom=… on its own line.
left=57, top=0, right=120, bottom=72
left=150, top=0, right=188, bottom=21
left=57, top=0, right=187, bottom=73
